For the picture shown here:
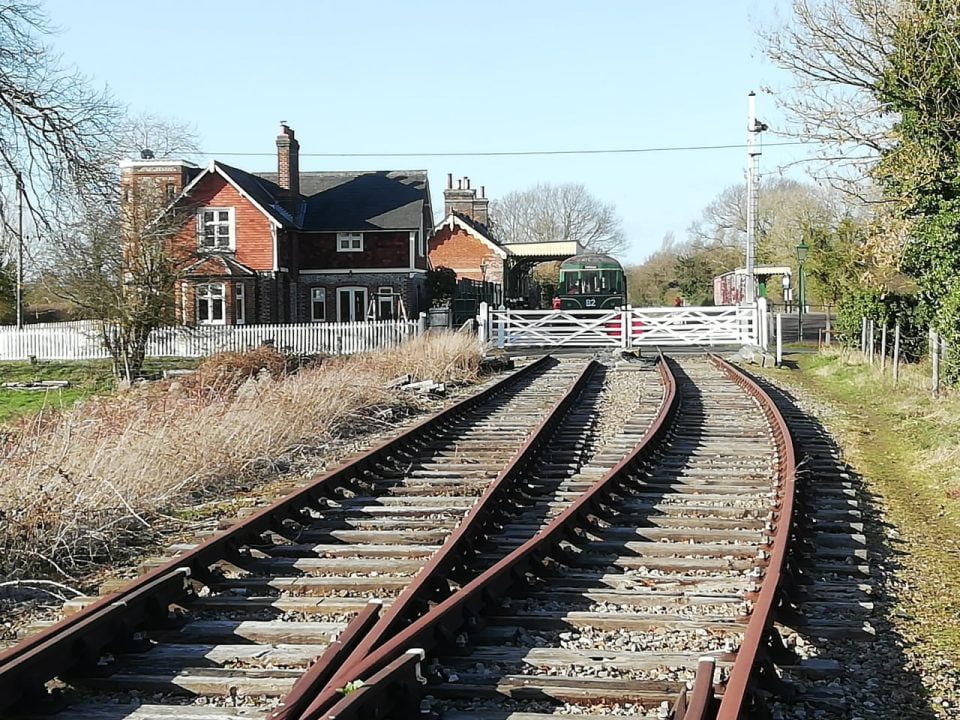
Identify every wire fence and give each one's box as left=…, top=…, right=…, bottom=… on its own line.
left=854, top=316, right=954, bottom=397
left=770, top=311, right=956, bottom=396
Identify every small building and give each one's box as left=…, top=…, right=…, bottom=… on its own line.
left=120, top=124, right=433, bottom=325
left=429, top=175, right=581, bottom=307
left=429, top=175, right=505, bottom=285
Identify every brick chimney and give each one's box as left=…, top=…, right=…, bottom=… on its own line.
left=444, top=174, right=489, bottom=226
left=276, top=122, right=300, bottom=196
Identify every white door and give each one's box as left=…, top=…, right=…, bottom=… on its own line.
left=338, top=287, right=367, bottom=322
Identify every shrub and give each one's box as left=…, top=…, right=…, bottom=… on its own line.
left=836, top=289, right=928, bottom=361
left=0, top=333, right=483, bottom=584
left=426, top=267, right=457, bottom=307
left=936, top=281, right=960, bottom=384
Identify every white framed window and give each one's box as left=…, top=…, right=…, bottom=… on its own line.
left=337, top=286, right=367, bottom=322
left=234, top=282, right=246, bottom=325
left=337, top=232, right=363, bottom=252
left=196, top=283, right=225, bottom=325
left=377, top=286, right=395, bottom=320
left=198, top=207, right=235, bottom=250
left=310, top=287, right=326, bottom=322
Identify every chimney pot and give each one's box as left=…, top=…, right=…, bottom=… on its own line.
left=457, top=179, right=462, bottom=189
left=465, top=177, right=470, bottom=190
left=480, top=185, right=485, bottom=199
left=447, top=173, right=453, bottom=189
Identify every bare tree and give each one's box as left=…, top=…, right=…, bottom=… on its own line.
left=689, top=178, right=844, bottom=267
left=0, top=2, right=121, bottom=231
left=45, top=184, right=196, bottom=381
left=491, top=182, right=628, bottom=255
left=114, top=112, right=202, bottom=162
left=760, top=0, right=906, bottom=188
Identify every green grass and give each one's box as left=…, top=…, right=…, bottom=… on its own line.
left=768, top=349, right=960, bottom=662
left=0, top=358, right=198, bottom=423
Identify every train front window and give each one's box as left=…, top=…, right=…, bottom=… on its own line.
left=562, top=266, right=623, bottom=295
left=602, top=270, right=622, bottom=293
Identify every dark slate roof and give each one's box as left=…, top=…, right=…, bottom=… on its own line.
left=214, top=162, right=296, bottom=226
left=255, top=170, right=428, bottom=231
left=450, top=210, right=499, bottom=244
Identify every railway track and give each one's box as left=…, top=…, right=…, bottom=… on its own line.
left=0, top=351, right=810, bottom=720
left=0, top=353, right=667, bottom=720
left=273, top=354, right=802, bottom=720
left=422, top=357, right=780, bottom=719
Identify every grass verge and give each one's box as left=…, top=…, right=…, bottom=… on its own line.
left=0, top=358, right=197, bottom=423
left=0, top=332, right=484, bottom=587
left=767, top=347, right=960, bottom=663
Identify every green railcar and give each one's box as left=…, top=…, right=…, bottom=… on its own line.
left=558, top=253, right=626, bottom=310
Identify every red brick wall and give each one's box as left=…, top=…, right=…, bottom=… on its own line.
left=429, top=226, right=503, bottom=282
left=298, top=231, right=411, bottom=270
left=172, top=174, right=275, bottom=271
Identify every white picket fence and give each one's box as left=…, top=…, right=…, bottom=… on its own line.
left=0, top=319, right=421, bottom=361
left=479, top=303, right=761, bottom=349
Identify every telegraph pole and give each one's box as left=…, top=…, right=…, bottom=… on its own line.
left=746, top=92, right=767, bottom=305
left=15, top=170, right=23, bottom=329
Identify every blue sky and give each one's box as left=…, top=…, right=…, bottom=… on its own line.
left=45, top=0, right=812, bottom=264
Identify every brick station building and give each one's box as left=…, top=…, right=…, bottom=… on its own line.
left=429, top=175, right=581, bottom=306
left=120, top=124, right=434, bottom=325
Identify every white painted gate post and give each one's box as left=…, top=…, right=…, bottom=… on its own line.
left=620, top=307, right=631, bottom=350
left=497, top=308, right=506, bottom=349
left=776, top=313, right=783, bottom=366
left=418, top=312, right=427, bottom=336
left=478, top=302, right=489, bottom=345
left=757, top=297, right=769, bottom=348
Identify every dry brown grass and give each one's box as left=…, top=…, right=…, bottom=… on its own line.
left=0, top=332, right=482, bottom=584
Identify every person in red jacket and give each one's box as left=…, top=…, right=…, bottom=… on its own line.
left=673, top=295, right=683, bottom=307
left=552, top=296, right=562, bottom=310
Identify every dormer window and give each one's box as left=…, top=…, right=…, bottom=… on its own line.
left=198, top=207, right=235, bottom=250
left=337, top=232, right=363, bottom=252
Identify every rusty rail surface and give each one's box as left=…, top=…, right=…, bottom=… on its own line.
left=0, top=356, right=555, bottom=713
left=269, top=359, right=601, bottom=719
left=290, top=352, right=678, bottom=720
left=323, top=649, right=426, bottom=720
left=678, top=354, right=797, bottom=720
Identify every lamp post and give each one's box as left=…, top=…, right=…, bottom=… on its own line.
left=796, top=241, right=808, bottom=343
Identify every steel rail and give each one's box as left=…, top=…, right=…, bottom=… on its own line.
left=269, top=359, right=601, bottom=720
left=324, top=649, right=427, bottom=720
left=291, top=352, right=678, bottom=720
left=679, top=354, right=797, bottom=720
left=676, top=657, right=717, bottom=720
left=0, top=355, right=554, bottom=713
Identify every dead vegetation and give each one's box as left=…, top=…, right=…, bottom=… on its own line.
left=0, top=332, right=483, bottom=588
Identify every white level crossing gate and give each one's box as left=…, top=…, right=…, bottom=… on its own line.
left=479, top=303, right=762, bottom=349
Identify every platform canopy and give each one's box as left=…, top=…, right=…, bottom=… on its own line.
left=503, top=240, right=583, bottom=261
left=734, top=265, right=792, bottom=277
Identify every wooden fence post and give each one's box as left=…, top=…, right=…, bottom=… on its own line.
left=418, top=312, right=427, bottom=336
left=931, top=327, right=941, bottom=398
left=880, top=323, right=888, bottom=373
left=825, top=307, right=832, bottom=346
left=893, top=322, right=901, bottom=385
left=861, top=316, right=868, bottom=356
